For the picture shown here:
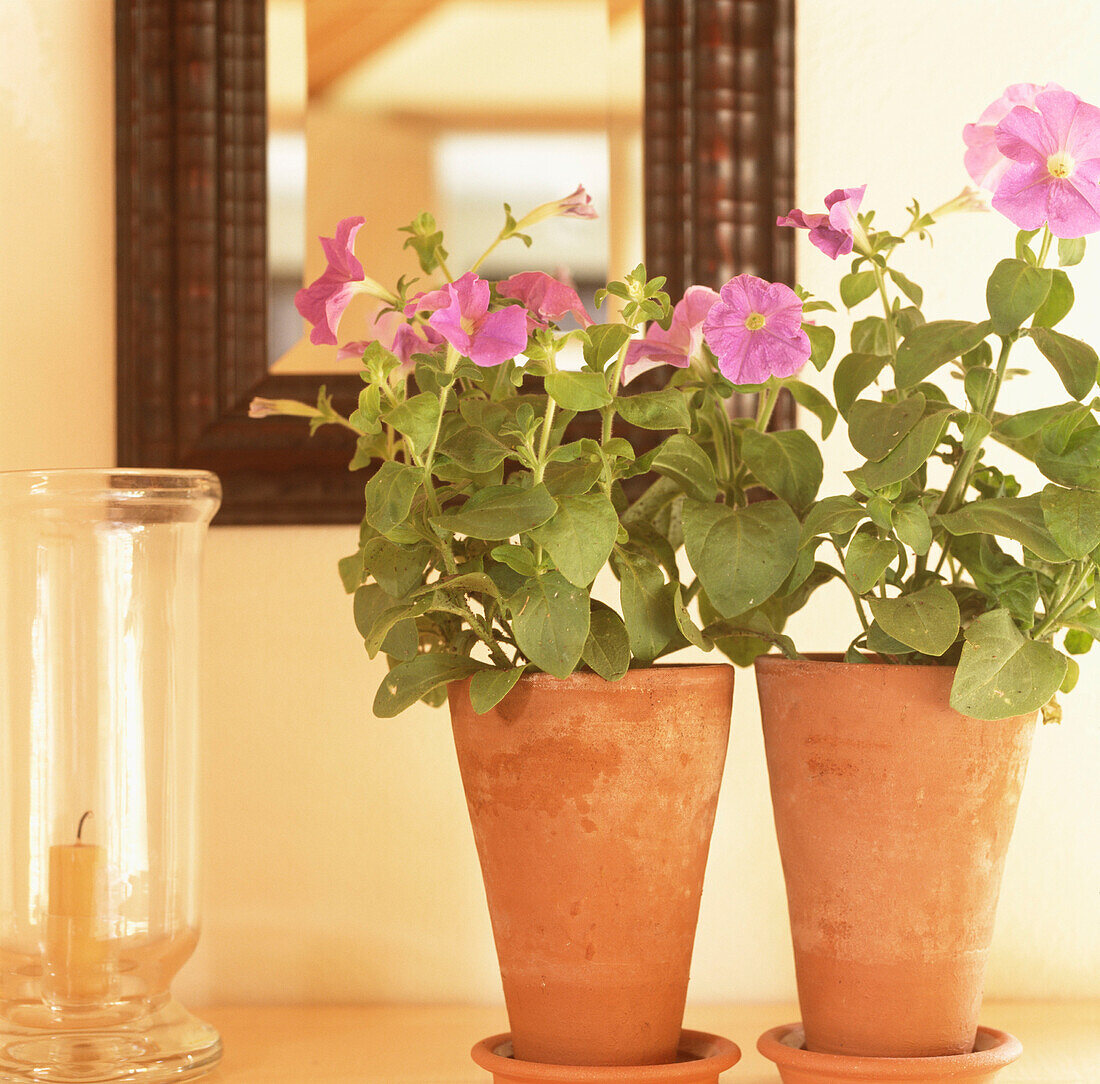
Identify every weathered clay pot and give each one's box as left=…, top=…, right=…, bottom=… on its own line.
left=754, top=656, right=1035, bottom=1059
left=448, top=665, right=734, bottom=1067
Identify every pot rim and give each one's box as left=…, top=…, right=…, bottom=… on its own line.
left=451, top=661, right=734, bottom=695
left=471, top=1030, right=741, bottom=1081
left=757, top=1023, right=1023, bottom=1079
left=754, top=652, right=956, bottom=675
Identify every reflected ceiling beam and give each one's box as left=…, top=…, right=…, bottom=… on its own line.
left=306, top=0, right=446, bottom=98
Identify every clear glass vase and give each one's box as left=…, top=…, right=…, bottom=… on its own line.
left=0, top=470, right=223, bottom=1082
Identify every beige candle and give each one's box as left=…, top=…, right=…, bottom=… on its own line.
left=46, top=811, right=108, bottom=1003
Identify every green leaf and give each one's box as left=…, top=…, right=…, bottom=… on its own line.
left=960, top=412, right=993, bottom=452
left=833, top=353, right=887, bottom=417
left=843, top=532, right=897, bottom=595
left=542, top=455, right=604, bottom=497
left=338, top=549, right=366, bottom=593
left=381, top=392, right=442, bottom=457
left=951, top=609, right=1067, bottom=720
left=363, top=461, right=422, bottom=534
left=507, top=571, right=590, bottom=678
left=1064, top=627, right=1093, bottom=655
left=1040, top=484, right=1100, bottom=559
left=785, top=379, right=838, bottom=438
left=650, top=434, right=719, bottom=502
left=373, top=653, right=488, bottom=718
left=851, top=316, right=891, bottom=356
left=847, top=408, right=955, bottom=491
left=847, top=395, right=926, bottom=462
left=964, top=367, right=996, bottom=412
left=888, top=267, right=924, bottom=307
left=354, top=584, right=421, bottom=656
left=896, top=321, right=991, bottom=388
left=682, top=499, right=800, bottom=618
left=381, top=618, right=419, bottom=662
left=1058, top=236, right=1086, bottom=267
left=938, top=495, right=1071, bottom=564
left=431, top=484, right=558, bottom=540
left=528, top=492, right=618, bottom=588
left=1031, top=269, right=1074, bottom=329
left=614, top=389, right=691, bottom=430
left=670, top=583, right=711, bottom=652
left=545, top=370, right=613, bottom=411
left=800, top=495, right=866, bottom=544
left=612, top=549, right=677, bottom=664
left=741, top=428, right=823, bottom=512
left=868, top=584, right=960, bottom=656
left=805, top=323, right=836, bottom=372
left=490, top=544, right=539, bottom=577
left=469, top=667, right=527, bottom=713
left=840, top=270, right=877, bottom=308
left=1028, top=327, right=1099, bottom=400
left=894, top=501, right=933, bottom=554
left=581, top=604, right=631, bottom=681
left=986, top=258, right=1052, bottom=335
left=437, top=427, right=510, bottom=473
left=582, top=323, right=632, bottom=371
left=1035, top=427, right=1100, bottom=490
left=362, top=537, right=431, bottom=597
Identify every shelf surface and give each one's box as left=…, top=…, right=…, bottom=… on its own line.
left=195, top=1001, right=1098, bottom=1083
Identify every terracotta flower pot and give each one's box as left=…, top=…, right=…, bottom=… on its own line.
left=754, top=656, right=1035, bottom=1059
left=448, top=665, right=734, bottom=1067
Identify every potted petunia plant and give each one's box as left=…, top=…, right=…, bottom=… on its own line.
left=674, top=83, right=1099, bottom=1083
left=251, top=185, right=824, bottom=1076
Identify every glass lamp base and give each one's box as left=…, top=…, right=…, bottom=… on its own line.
left=0, top=999, right=221, bottom=1083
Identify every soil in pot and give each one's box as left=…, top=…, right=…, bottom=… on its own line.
left=755, top=655, right=1035, bottom=1059
left=449, top=665, right=734, bottom=1067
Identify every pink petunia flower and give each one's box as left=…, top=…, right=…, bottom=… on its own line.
left=963, top=82, right=1061, bottom=191
left=556, top=184, right=598, bottom=219
left=777, top=186, right=867, bottom=259
left=992, top=88, right=1100, bottom=238
left=295, top=217, right=369, bottom=345
left=411, top=272, right=529, bottom=367
left=496, top=271, right=593, bottom=330
left=621, top=285, right=720, bottom=383
left=702, top=275, right=810, bottom=385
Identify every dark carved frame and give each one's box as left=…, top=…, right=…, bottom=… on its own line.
left=116, top=0, right=794, bottom=525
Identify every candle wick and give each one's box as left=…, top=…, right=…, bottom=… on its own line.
left=76, top=810, right=93, bottom=843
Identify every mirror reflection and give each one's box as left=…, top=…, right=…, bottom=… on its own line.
left=266, top=0, right=644, bottom=373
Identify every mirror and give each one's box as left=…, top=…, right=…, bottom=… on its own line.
left=115, top=0, right=794, bottom=524
left=265, top=0, right=644, bottom=373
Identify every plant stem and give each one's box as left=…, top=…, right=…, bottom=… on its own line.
left=831, top=539, right=871, bottom=633
left=871, top=262, right=899, bottom=362
left=1037, top=227, right=1053, bottom=268
left=601, top=345, right=628, bottom=444
left=533, top=396, right=557, bottom=486
left=755, top=379, right=782, bottom=431
left=937, top=336, right=1013, bottom=516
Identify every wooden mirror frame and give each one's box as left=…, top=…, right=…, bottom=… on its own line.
left=116, top=0, right=794, bottom=525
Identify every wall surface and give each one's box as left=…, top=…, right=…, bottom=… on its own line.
left=0, top=0, right=1096, bottom=1013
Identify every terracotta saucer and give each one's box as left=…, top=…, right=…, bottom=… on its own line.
left=470, top=1030, right=741, bottom=1084
left=757, top=1023, right=1023, bottom=1083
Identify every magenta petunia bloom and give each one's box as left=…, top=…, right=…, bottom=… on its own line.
left=496, top=271, right=593, bottom=330
left=992, top=89, right=1100, bottom=238
left=389, top=323, right=444, bottom=366
left=413, top=272, right=529, bottom=367
left=702, top=275, right=810, bottom=384
left=622, top=285, right=720, bottom=383
left=963, top=82, right=1060, bottom=191
left=557, top=184, right=598, bottom=219
left=777, top=186, right=867, bottom=259
left=295, top=217, right=368, bottom=345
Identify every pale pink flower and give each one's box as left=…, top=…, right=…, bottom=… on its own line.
left=622, top=285, right=720, bottom=383
left=409, top=272, right=528, bottom=367
left=702, top=275, right=810, bottom=384
left=777, top=186, right=867, bottom=259
left=556, top=184, right=598, bottom=219
left=295, top=217, right=367, bottom=345
left=963, top=82, right=1061, bottom=191
left=992, top=88, right=1100, bottom=238
left=496, top=271, right=593, bottom=330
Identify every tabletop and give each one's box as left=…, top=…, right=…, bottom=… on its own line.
left=196, top=1000, right=1099, bottom=1083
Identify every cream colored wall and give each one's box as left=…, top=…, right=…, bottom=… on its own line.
left=2, top=0, right=1096, bottom=1012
